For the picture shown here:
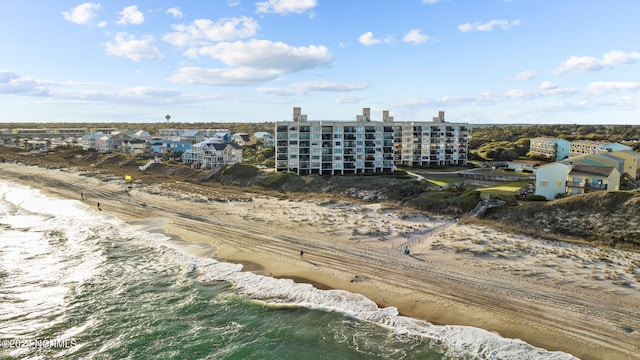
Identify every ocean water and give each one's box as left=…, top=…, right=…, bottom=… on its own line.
left=0, top=180, right=577, bottom=360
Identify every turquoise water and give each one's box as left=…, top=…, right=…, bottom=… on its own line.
left=0, top=180, right=576, bottom=360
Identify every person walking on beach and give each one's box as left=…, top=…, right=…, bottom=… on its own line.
left=300, top=249, right=304, bottom=257
left=97, top=202, right=102, bottom=211
left=81, top=192, right=85, bottom=201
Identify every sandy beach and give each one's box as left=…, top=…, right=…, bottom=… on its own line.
left=1, top=162, right=639, bottom=359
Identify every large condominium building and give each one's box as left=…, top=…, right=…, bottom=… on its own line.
left=275, top=107, right=470, bottom=175
left=393, top=111, right=470, bottom=167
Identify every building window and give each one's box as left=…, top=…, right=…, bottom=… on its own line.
left=539, top=181, right=548, bottom=187
left=556, top=181, right=562, bottom=188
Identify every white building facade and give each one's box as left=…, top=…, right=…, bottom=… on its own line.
left=275, top=107, right=470, bottom=175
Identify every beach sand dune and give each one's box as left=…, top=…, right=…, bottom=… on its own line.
left=2, top=163, right=639, bottom=360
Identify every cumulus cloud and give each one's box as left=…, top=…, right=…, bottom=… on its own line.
left=186, top=39, right=331, bottom=72
left=62, top=2, right=101, bottom=25
left=256, top=0, right=317, bottom=14
left=509, top=70, right=537, bottom=81
left=403, top=29, right=430, bottom=44
left=539, top=80, right=557, bottom=90
left=169, top=39, right=332, bottom=86
left=117, top=5, right=144, bottom=25
left=257, top=81, right=370, bottom=95
left=166, top=7, right=183, bottom=18
left=358, top=32, right=392, bottom=46
left=163, top=17, right=258, bottom=46
left=458, top=19, right=521, bottom=32
left=422, top=0, right=441, bottom=3
left=553, top=50, right=640, bottom=75
left=585, top=81, right=640, bottom=96
left=104, top=33, right=164, bottom=61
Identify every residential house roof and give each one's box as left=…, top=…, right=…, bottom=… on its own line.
left=181, top=130, right=202, bottom=137
left=568, top=165, right=614, bottom=178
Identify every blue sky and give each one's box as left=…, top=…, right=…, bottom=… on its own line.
left=1, top=0, right=640, bottom=125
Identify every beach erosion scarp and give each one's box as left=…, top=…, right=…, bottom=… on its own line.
left=1, top=162, right=639, bottom=360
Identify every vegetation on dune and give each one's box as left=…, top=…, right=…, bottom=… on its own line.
left=482, top=191, right=640, bottom=250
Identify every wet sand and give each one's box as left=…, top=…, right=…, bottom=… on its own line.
left=1, top=163, right=639, bottom=360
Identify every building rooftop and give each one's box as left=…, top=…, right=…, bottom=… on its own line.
left=569, top=165, right=614, bottom=177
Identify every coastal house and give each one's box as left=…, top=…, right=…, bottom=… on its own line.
left=533, top=152, right=629, bottom=199
left=529, top=137, right=570, bottom=161
left=203, top=129, right=231, bottom=143
left=180, top=130, right=205, bottom=144
left=232, top=133, right=251, bottom=146
left=82, top=132, right=105, bottom=150
left=150, top=139, right=192, bottom=157
left=133, top=130, right=152, bottom=141
left=95, top=132, right=134, bottom=153
left=182, top=140, right=243, bottom=169
left=254, top=132, right=274, bottom=148
left=566, top=165, right=619, bottom=196
left=606, top=150, right=640, bottom=180
left=534, top=162, right=571, bottom=200
left=121, top=139, right=150, bottom=156
left=506, top=160, right=541, bottom=172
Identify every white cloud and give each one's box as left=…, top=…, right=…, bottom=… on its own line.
left=258, top=81, right=370, bottom=95
left=163, top=17, right=258, bottom=47
left=62, top=2, right=101, bottom=25
left=166, top=7, right=183, bottom=18
left=509, top=70, right=537, bottom=81
left=585, top=81, right=640, bottom=96
left=256, top=0, right=317, bottom=14
left=168, top=67, right=281, bottom=86
left=458, top=19, right=521, bottom=32
left=117, top=5, right=144, bottom=25
left=539, top=80, right=557, bottom=90
left=170, top=40, right=332, bottom=86
left=553, top=50, right=640, bottom=75
left=104, top=33, right=164, bottom=61
left=358, top=32, right=392, bottom=46
left=186, top=39, right=331, bottom=72
left=403, top=29, right=430, bottom=44
left=0, top=70, right=220, bottom=107
left=359, top=32, right=380, bottom=46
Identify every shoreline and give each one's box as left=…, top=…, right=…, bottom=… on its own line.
left=2, top=162, right=639, bottom=359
